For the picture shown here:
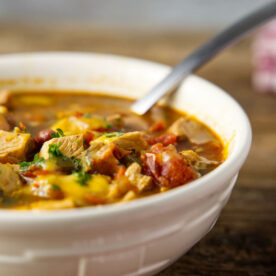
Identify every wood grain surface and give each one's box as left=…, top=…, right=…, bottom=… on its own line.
left=0, top=22, right=275, bottom=275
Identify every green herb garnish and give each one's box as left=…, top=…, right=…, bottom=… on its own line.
left=73, top=171, right=91, bottom=186
left=104, top=123, right=112, bottom=129
left=48, top=143, right=67, bottom=160
left=122, top=154, right=141, bottom=166
left=19, top=153, right=44, bottom=172
left=2, top=197, right=18, bottom=207
left=100, top=132, right=123, bottom=138
left=50, top=128, right=65, bottom=138
left=83, top=113, right=91, bottom=118
left=71, top=156, right=83, bottom=171
left=48, top=144, right=83, bottom=172
left=52, top=184, right=61, bottom=191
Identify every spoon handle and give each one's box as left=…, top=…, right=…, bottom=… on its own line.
left=131, top=1, right=276, bottom=115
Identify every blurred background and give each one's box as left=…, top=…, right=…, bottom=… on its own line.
left=0, top=0, right=272, bottom=30
left=0, top=0, right=275, bottom=275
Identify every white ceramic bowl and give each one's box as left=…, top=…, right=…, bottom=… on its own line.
left=0, top=53, right=251, bottom=276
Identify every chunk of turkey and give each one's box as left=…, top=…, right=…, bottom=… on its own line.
left=0, top=130, right=31, bottom=163
left=168, top=117, right=213, bottom=144
left=39, top=134, right=84, bottom=159
left=180, top=150, right=219, bottom=172
left=125, top=162, right=152, bottom=193
left=0, top=163, right=22, bottom=195
left=98, top=131, right=147, bottom=152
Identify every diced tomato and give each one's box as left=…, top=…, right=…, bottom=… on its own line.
left=95, top=125, right=114, bottom=132
left=19, top=122, right=28, bottom=132
left=146, top=133, right=177, bottom=147
left=95, top=127, right=105, bottom=132
left=113, top=146, right=131, bottom=160
left=114, top=165, right=126, bottom=180
left=142, top=143, right=196, bottom=188
left=33, top=170, right=51, bottom=176
left=29, top=114, right=46, bottom=122
left=148, top=142, right=164, bottom=154
left=149, top=120, right=166, bottom=133
left=33, top=183, right=40, bottom=188
left=83, top=132, right=94, bottom=146
left=21, top=170, right=36, bottom=178
left=83, top=194, right=106, bottom=205
left=74, top=111, right=84, bottom=118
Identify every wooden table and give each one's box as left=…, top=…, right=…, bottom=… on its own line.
left=1, top=23, right=275, bottom=275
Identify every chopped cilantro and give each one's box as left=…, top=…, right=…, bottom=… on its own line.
left=48, top=144, right=83, bottom=172
left=19, top=122, right=29, bottom=133
left=19, top=153, right=44, bottom=172
left=83, top=113, right=91, bottom=118
left=122, top=154, right=141, bottom=166
left=48, top=143, right=69, bottom=161
left=2, top=197, right=18, bottom=207
left=50, top=128, right=65, bottom=138
left=71, top=156, right=82, bottom=171
left=73, top=171, right=91, bottom=186
left=19, top=162, right=30, bottom=171
left=48, top=143, right=61, bottom=156
left=52, top=184, right=61, bottom=191
left=34, top=153, right=43, bottom=162
left=104, top=123, right=112, bottom=129
left=51, top=133, right=60, bottom=138
left=48, top=143, right=66, bottom=160
left=100, top=132, right=123, bottom=138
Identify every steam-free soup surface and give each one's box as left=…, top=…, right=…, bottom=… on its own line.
left=0, top=91, right=224, bottom=210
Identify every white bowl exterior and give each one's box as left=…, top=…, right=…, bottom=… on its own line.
left=0, top=53, right=251, bottom=276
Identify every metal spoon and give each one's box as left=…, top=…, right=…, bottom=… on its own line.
left=131, top=1, right=276, bottom=115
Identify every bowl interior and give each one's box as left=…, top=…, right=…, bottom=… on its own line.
left=0, top=52, right=251, bottom=219
left=0, top=52, right=248, bottom=151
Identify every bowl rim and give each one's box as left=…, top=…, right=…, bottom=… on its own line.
left=0, top=52, right=252, bottom=223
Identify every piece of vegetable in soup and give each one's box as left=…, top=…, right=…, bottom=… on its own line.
left=0, top=91, right=224, bottom=210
